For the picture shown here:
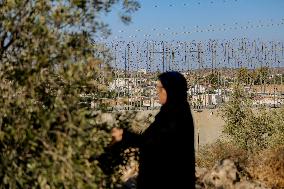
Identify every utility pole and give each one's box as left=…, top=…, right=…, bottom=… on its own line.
left=162, top=41, right=165, bottom=72
left=211, top=40, right=217, bottom=74
left=184, top=42, right=187, bottom=72
left=114, top=43, right=118, bottom=105
left=127, top=43, right=130, bottom=110
left=150, top=41, right=172, bottom=72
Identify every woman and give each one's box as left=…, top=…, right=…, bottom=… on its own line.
left=99, top=71, right=195, bottom=189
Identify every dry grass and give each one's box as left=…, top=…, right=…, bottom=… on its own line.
left=197, top=141, right=284, bottom=188
left=196, top=139, right=247, bottom=170
left=247, top=146, right=284, bottom=189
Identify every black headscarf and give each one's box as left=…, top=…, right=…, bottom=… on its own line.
left=158, top=71, right=188, bottom=108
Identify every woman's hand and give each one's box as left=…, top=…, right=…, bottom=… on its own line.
left=111, top=127, right=123, bottom=143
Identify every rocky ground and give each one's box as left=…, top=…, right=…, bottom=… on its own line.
left=118, top=158, right=270, bottom=189
left=196, top=158, right=269, bottom=189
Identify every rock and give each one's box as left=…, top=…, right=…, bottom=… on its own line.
left=196, top=167, right=208, bottom=180
left=95, top=112, right=117, bottom=127
left=196, top=167, right=208, bottom=189
left=200, top=158, right=268, bottom=189
left=235, top=180, right=269, bottom=189
left=203, top=159, right=239, bottom=189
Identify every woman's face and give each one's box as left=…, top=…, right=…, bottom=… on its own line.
left=156, top=80, right=167, bottom=105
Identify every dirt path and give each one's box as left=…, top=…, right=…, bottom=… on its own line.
left=192, top=109, right=225, bottom=150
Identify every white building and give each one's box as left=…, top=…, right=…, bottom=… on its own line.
left=109, top=78, right=146, bottom=92
left=191, top=94, right=223, bottom=106
left=188, top=84, right=206, bottom=95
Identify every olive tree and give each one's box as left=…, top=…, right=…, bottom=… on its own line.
left=0, top=0, right=140, bottom=188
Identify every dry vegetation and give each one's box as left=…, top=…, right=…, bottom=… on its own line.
left=197, top=141, right=284, bottom=188
left=247, top=146, right=284, bottom=189
left=197, top=84, right=284, bottom=188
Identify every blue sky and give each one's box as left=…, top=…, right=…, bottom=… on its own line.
left=104, top=0, right=284, bottom=41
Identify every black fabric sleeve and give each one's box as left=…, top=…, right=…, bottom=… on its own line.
left=95, top=129, right=142, bottom=175
left=96, top=141, right=125, bottom=175
left=121, top=129, right=143, bottom=148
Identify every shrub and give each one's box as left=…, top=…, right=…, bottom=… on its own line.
left=219, top=84, right=284, bottom=152
left=196, top=139, right=247, bottom=170
left=247, top=146, right=284, bottom=189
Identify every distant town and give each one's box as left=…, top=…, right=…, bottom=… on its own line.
left=91, top=67, right=284, bottom=111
